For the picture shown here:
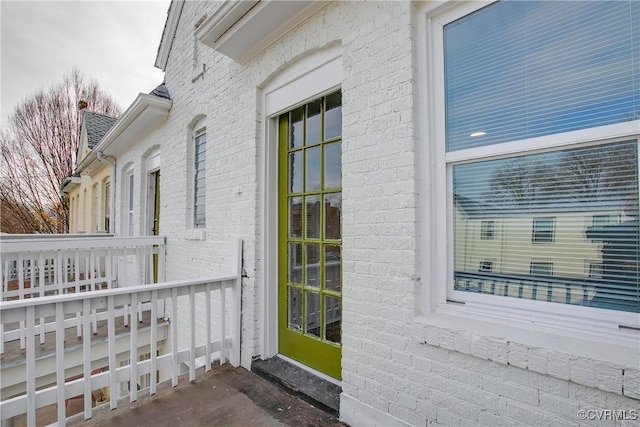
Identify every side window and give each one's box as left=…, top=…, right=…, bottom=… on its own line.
left=193, top=130, right=206, bottom=227
left=104, top=180, right=111, bottom=232
left=126, top=171, right=134, bottom=236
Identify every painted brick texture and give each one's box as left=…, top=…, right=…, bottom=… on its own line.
left=118, top=0, right=640, bottom=425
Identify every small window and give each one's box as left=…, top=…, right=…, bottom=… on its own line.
left=194, top=131, right=206, bottom=227
left=480, top=220, right=494, bottom=240
left=532, top=218, right=554, bottom=244
left=479, top=261, right=493, bottom=272
left=530, top=262, right=553, bottom=277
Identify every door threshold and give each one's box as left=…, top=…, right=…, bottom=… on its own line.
left=251, top=355, right=341, bottom=416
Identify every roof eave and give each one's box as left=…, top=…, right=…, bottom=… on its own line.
left=155, top=0, right=185, bottom=70
left=96, top=93, right=172, bottom=158
left=196, top=0, right=328, bottom=64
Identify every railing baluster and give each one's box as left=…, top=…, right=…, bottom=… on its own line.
left=74, top=252, right=80, bottom=293
left=107, top=295, right=117, bottom=410
left=205, top=282, right=212, bottom=371
left=75, top=252, right=81, bottom=339
left=150, top=290, right=158, bottom=395
left=38, top=253, right=45, bottom=344
left=189, top=286, right=196, bottom=382
left=0, top=259, right=5, bottom=297
left=17, top=253, right=24, bottom=300
left=56, top=252, right=62, bottom=294
left=26, top=305, right=36, bottom=427
left=25, top=306, right=36, bottom=426
left=56, top=302, right=67, bottom=425
left=220, top=282, right=226, bottom=365
left=157, top=241, right=166, bottom=283
left=91, top=251, right=98, bottom=335
left=136, top=247, right=143, bottom=285
left=171, top=287, right=178, bottom=387
left=82, top=298, right=92, bottom=420
left=130, top=292, right=138, bottom=403
left=106, top=248, right=113, bottom=289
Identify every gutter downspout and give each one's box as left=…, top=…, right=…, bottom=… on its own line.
left=97, top=151, right=116, bottom=234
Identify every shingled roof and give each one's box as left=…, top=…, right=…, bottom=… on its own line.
left=149, top=82, right=171, bottom=100
left=83, top=111, right=118, bottom=148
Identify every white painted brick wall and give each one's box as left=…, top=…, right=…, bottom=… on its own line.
left=115, top=0, right=640, bottom=425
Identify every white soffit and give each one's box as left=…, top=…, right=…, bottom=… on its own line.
left=196, top=0, right=329, bottom=63
left=98, top=94, right=172, bottom=158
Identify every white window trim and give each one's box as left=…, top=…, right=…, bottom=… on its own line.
left=416, top=1, right=639, bottom=367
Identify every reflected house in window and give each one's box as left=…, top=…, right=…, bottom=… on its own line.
left=453, top=154, right=638, bottom=310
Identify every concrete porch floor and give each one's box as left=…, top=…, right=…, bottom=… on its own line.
left=58, top=363, right=345, bottom=427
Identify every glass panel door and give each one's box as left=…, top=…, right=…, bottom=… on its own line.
left=278, top=90, right=342, bottom=379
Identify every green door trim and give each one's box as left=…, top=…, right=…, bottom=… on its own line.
left=277, top=92, right=342, bottom=380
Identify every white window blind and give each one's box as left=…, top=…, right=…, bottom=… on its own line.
left=444, top=0, right=639, bottom=151
left=447, top=1, right=639, bottom=313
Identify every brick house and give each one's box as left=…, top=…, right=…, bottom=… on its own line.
left=79, top=1, right=639, bottom=425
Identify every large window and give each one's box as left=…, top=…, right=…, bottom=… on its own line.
left=193, top=131, right=206, bottom=227
left=442, top=1, right=639, bottom=314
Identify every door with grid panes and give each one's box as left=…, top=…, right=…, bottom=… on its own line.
left=278, top=91, right=342, bottom=379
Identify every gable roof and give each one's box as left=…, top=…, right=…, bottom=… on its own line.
left=83, top=111, right=118, bottom=149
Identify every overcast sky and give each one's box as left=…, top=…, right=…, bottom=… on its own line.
left=1, top=0, right=171, bottom=126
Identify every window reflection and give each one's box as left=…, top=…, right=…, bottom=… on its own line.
left=290, top=107, right=304, bottom=148
left=306, top=100, right=322, bottom=145
left=306, top=146, right=321, bottom=191
left=324, top=142, right=341, bottom=189
left=325, top=193, right=341, bottom=240
left=325, top=92, right=342, bottom=140
left=289, top=151, right=303, bottom=193
left=453, top=140, right=639, bottom=312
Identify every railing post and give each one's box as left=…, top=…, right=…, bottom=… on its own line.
left=229, top=238, right=242, bottom=367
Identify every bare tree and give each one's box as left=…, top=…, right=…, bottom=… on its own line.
left=0, top=68, right=121, bottom=234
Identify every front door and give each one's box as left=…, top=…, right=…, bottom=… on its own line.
left=278, top=91, right=342, bottom=379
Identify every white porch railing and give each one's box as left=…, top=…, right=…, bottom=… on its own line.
left=0, top=238, right=242, bottom=427
left=1, top=235, right=166, bottom=301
